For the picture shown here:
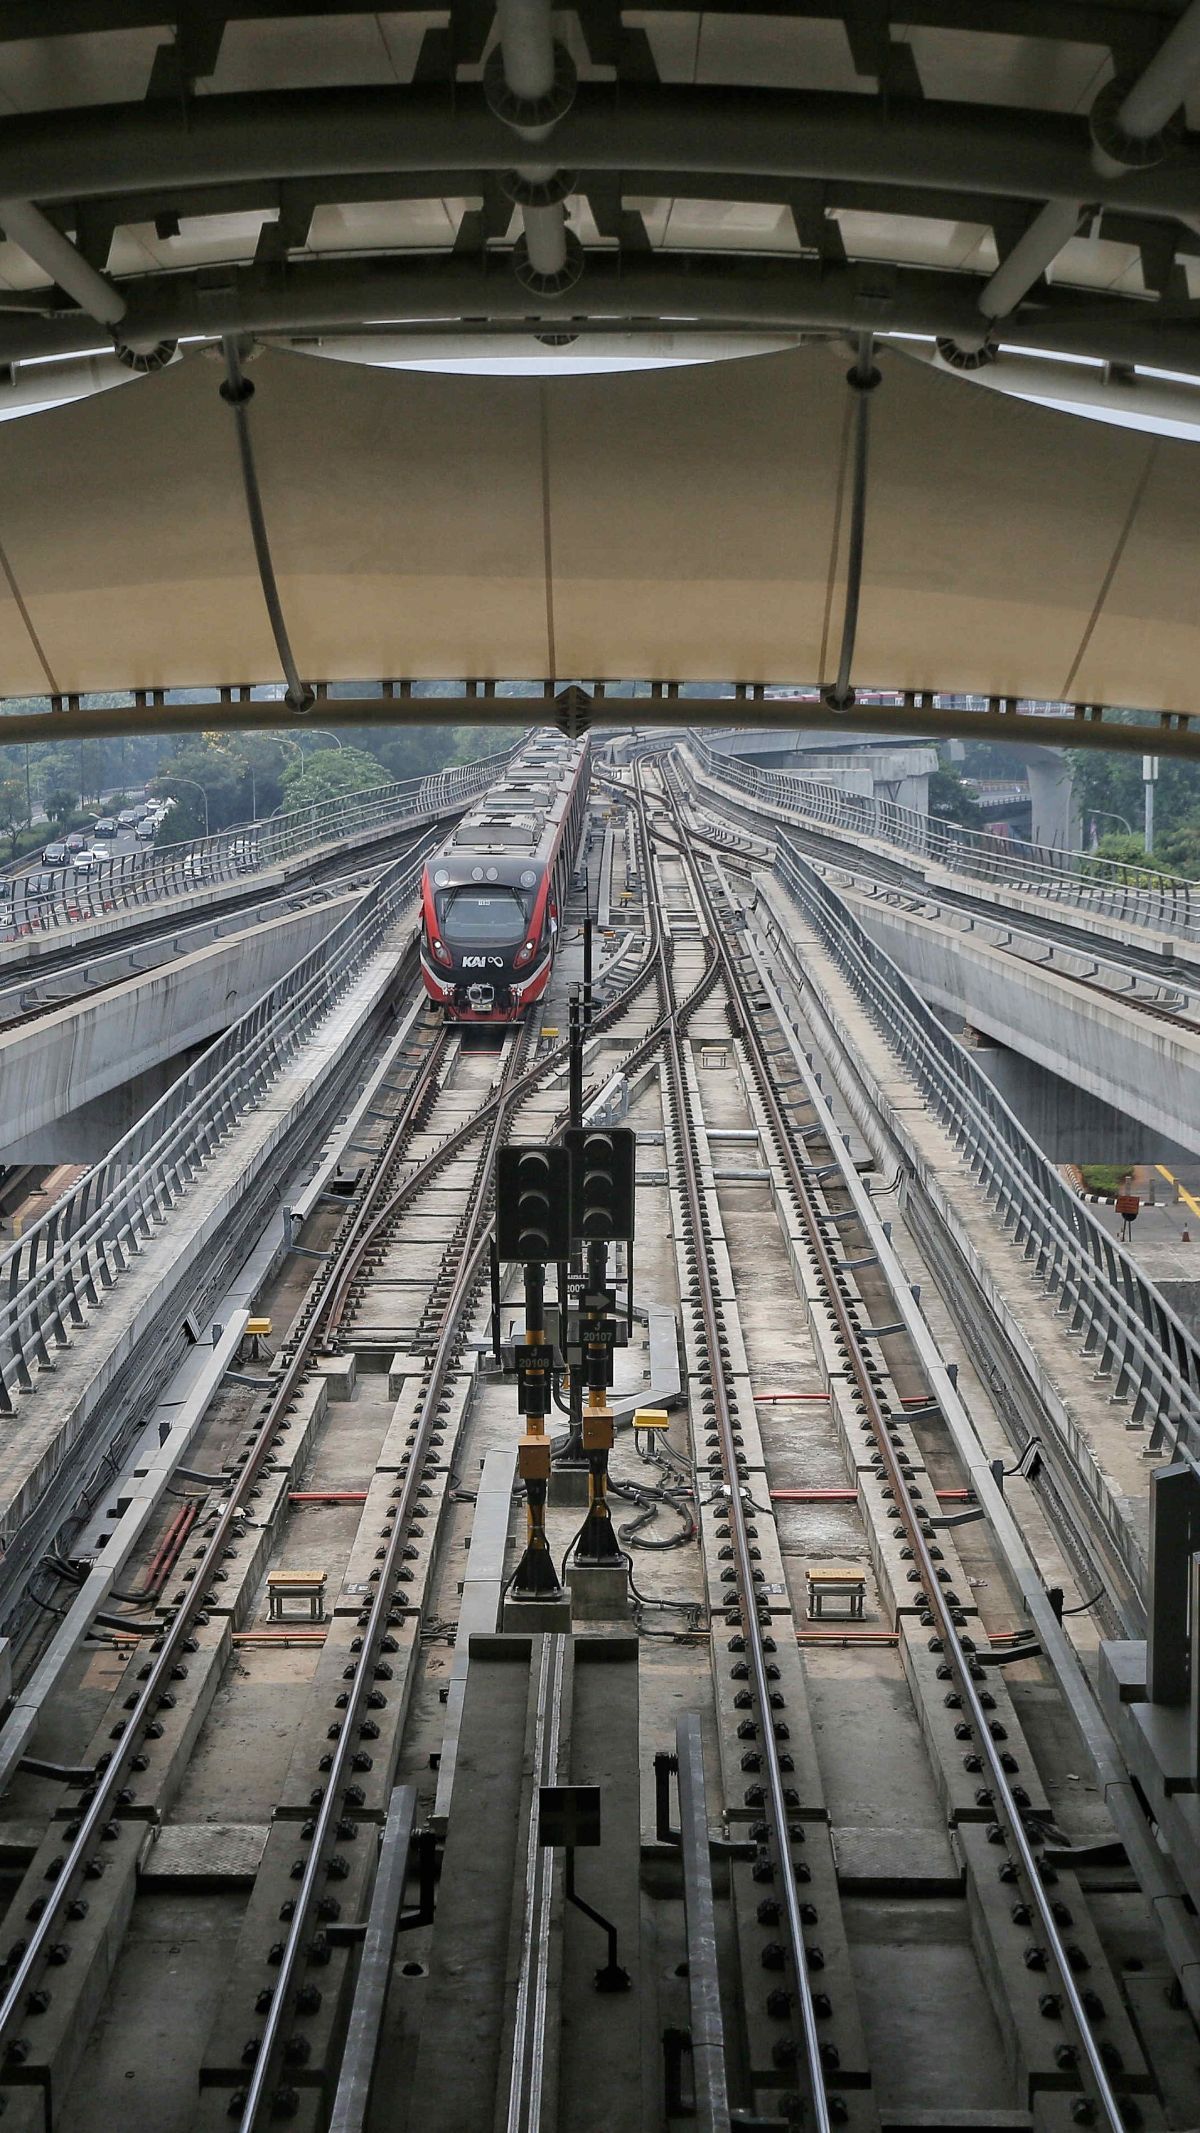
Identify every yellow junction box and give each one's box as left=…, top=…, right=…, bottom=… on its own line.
left=633, top=1408, right=670, bottom=1433
left=582, top=1407, right=614, bottom=1452
left=518, top=1434, right=553, bottom=1481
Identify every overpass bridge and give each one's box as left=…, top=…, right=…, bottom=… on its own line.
left=0, top=740, right=1193, bottom=2133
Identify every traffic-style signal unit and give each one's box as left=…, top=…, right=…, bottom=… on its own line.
left=496, top=1145, right=572, bottom=1264
left=498, top=1128, right=637, bottom=1602
left=564, top=1126, right=635, bottom=1569
left=497, top=1143, right=573, bottom=1603
left=564, top=1127, right=635, bottom=1245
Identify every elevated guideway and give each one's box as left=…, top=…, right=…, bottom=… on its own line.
left=0, top=751, right=512, bottom=1159
left=678, top=737, right=1200, bottom=1163
left=0, top=748, right=512, bottom=970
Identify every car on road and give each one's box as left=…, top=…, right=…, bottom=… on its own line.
left=72, top=847, right=111, bottom=873
left=93, top=817, right=117, bottom=836
left=41, top=842, right=68, bottom=866
left=64, top=832, right=87, bottom=854
left=24, top=872, right=59, bottom=900
left=136, top=816, right=157, bottom=840
left=117, top=808, right=141, bottom=828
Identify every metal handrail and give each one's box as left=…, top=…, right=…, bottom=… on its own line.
left=673, top=744, right=1200, bottom=1534
left=0, top=831, right=442, bottom=1419
left=1, top=748, right=515, bottom=940
left=767, top=832, right=1200, bottom=1493
left=690, top=733, right=1200, bottom=942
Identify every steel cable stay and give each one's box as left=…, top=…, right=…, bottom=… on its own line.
left=220, top=334, right=314, bottom=716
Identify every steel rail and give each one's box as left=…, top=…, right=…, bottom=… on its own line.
left=0, top=814, right=671, bottom=2086
left=684, top=735, right=1200, bottom=944
left=0, top=977, right=454, bottom=2075
left=659, top=759, right=1130, bottom=2132
left=237, top=1023, right=532, bottom=2124
left=670, top=746, right=1200, bottom=1466
left=633, top=759, right=834, bottom=2131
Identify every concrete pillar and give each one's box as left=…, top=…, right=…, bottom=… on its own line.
left=1147, top=1462, right=1200, bottom=1705
left=1023, top=746, right=1080, bottom=852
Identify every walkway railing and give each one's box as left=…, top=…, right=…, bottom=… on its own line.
left=1, top=749, right=514, bottom=941
left=766, top=824, right=1200, bottom=1492
left=689, top=734, right=1200, bottom=942
left=0, top=836, right=434, bottom=1419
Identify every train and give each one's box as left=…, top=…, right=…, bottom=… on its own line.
left=419, top=734, right=591, bottom=1023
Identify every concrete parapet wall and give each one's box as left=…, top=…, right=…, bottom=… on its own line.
left=851, top=890, right=1200, bottom=1158
left=0, top=892, right=356, bottom=1158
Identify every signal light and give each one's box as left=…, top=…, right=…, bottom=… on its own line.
left=497, top=1144, right=573, bottom=1263
left=565, top=1126, right=636, bottom=1245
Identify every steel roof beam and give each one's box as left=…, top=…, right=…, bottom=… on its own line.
left=0, top=249, right=1196, bottom=376
left=3, top=86, right=1200, bottom=223
left=0, top=692, right=1195, bottom=761
left=0, top=0, right=1181, bottom=49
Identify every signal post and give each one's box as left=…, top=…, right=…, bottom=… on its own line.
left=564, top=1124, right=636, bottom=1619
left=496, top=1144, right=574, bottom=1629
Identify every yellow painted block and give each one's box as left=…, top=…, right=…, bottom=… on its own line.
left=634, top=1408, right=670, bottom=1433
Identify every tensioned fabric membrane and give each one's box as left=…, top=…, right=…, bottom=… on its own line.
left=0, top=339, right=1193, bottom=712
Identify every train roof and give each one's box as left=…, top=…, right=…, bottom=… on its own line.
left=441, top=735, right=588, bottom=864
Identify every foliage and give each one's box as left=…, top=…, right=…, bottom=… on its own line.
left=1070, top=727, right=1200, bottom=860
left=150, top=744, right=246, bottom=840
left=0, top=776, right=29, bottom=860
left=43, top=785, right=78, bottom=828
left=1080, top=1163, right=1131, bottom=1197
left=929, top=764, right=984, bottom=829
left=279, top=745, right=389, bottom=812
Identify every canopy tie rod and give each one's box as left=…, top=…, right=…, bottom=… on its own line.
left=825, top=331, right=881, bottom=714
left=219, top=335, right=314, bottom=715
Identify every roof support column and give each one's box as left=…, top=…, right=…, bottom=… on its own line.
left=0, top=199, right=175, bottom=371
left=938, top=0, right=1200, bottom=362
left=1092, top=0, right=1200, bottom=173
left=485, top=0, right=582, bottom=295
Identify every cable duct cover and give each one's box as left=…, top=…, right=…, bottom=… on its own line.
left=0, top=342, right=1194, bottom=714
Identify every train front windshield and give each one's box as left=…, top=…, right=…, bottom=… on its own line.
left=436, top=887, right=530, bottom=947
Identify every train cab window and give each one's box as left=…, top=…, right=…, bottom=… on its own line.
left=436, top=887, right=530, bottom=945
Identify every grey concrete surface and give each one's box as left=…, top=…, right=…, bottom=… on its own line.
left=852, top=890, right=1200, bottom=1159
left=0, top=890, right=355, bottom=1158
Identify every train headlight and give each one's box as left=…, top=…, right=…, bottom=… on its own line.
left=513, top=937, right=537, bottom=969
left=431, top=936, right=452, bottom=968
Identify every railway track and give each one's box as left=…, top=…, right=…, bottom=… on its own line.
left=0, top=753, right=1191, bottom=2133
left=650, top=760, right=1139, bottom=2131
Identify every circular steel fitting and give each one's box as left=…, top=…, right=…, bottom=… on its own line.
left=115, top=337, right=178, bottom=374
left=1089, top=75, right=1182, bottom=172
left=501, top=167, right=576, bottom=209
left=935, top=333, right=999, bottom=372
left=512, top=227, right=585, bottom=296
left=483, top=40, right=576, bottom=132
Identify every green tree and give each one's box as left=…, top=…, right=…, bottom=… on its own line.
left=1154, top=817, right=1200, bottom=880
left=279, top=746, right=389, bottom=812
left=150, top=744, right=245, bottom=840
left=231, top=736, right=286, bottom=822
left=0, top=776, right=29, bottom=860
left=928, top=765, right=984, bottom=829
left=43, top=785, right=77, bottom=828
